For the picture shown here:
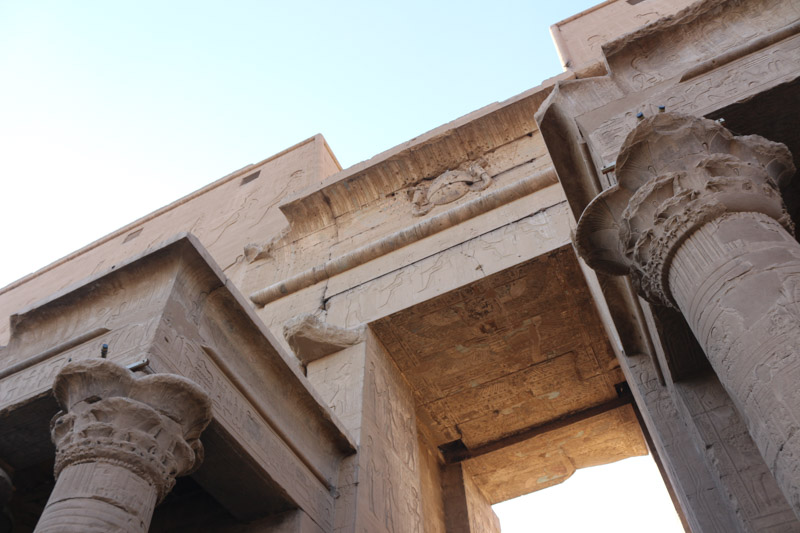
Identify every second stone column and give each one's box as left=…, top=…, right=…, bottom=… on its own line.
left=575, top=112, right=800, bottom=517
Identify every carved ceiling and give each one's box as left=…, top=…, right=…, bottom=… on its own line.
left=372, top=245, right=646, bottom=500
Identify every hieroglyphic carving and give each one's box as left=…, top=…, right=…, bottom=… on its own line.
left=551, top=0, right=696, bottom=70
left=625, top=353, right=742, bottom=533
left=368, top=244, right=626, bottom=456
left=585, top=33, right=800, bottom=166
left=462, top=405, right=645, bottom=504
left=410, top=162, right=492, bottom=216
left=350, top=333, right=423, bottom=533
left=0, top=318, right=160, bottom=411
left=669, top=214, right=800, bottom=517
left=675, top=375, right=800, bottom=531
left=326, top=203, right=569, bottom=329
left=35, top=358, right=211, bottom=533
left=4, top=265, right=173, bottom=369
left=594, top=0, right=799, bottom=93
left=305, top=345, right=365, bottom=439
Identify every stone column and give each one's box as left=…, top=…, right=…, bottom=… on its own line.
left=576, top=112, right=800, bottom=516
left=34, top=358, right=212, bottom=533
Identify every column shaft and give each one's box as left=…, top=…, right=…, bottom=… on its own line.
left=33, top=359, right=212, bottom=533
left=669, top=212, right=800, bottom=515
left=35, top=462, right=158, bottom=533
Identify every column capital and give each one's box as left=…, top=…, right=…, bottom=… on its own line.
left=576, top=112, right=795, bottom=306
left=50, top=359, right=212, bottom=502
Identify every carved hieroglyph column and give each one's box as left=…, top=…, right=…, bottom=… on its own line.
left=576, top=112, right=800, bottom=515
left=34, top=359, right=212, bottom=533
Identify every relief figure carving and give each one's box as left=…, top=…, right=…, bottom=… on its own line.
left=411, top=162, right=492, bottom=216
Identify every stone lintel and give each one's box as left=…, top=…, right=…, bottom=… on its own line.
left=325, top=200, right=572, bottom=331
left=0, top=235, right=354, bottom=527
left=461, top=404, right=646, bottom=504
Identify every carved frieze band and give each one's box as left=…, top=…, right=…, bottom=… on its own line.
left=50, top=358, right=212, bottom=501
left=249, top=168, right=556, bottom=306
left=585, top=31, right=800, bottom=168
left=575, top=112, right=795, bottom=306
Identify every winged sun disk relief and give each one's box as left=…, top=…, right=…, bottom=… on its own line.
left=411, top=162, right=492, bottom=217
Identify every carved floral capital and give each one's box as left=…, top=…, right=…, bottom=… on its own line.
left=50, top=359, right=212, bottom=502
left=576, top=112, right=795, bottom=306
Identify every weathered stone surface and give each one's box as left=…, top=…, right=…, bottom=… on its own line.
left=670, top=213, right=800, bottom=518
left=331, top=332, right=425, bottom=533
left=577, top=112, right=800, bottom=519
left=371, top=246, right=632, bottom=450
left=410, top=161, right=492, bottom=217
left=576, top=112, right=795, bottom=305
left=283, top=314, right=365, bottom=367
left=35, top=358, right=212, bottom=533
left=0, top=136, right=341, bottom=350
left=368, top=244, right=649, bottom=508
left=674, top=374, right=800, bottom=532
left=324, top=190, right=570, bottom=331
left=14, top=1, right=800, bottom=527
left=550, top=0, right=696, bottom=72
left=417, top=430, right=446, bottom=533
left=539, top=4, right=800, bottom=526
left=306, top=345, right=365, bottom=442
left=248, top=168, right=559, bottom=308
left=623, top=352, right=744, bottom=533
left=1, top=236, right=356, bottom=530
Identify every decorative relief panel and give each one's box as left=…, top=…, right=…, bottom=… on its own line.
left=410, top=162, right=492, bottom=216
left=351, top=333, right=424, bottom=533
left=584, top=32, right=800, bottom=168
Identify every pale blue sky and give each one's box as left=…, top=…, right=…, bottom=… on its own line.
left=0, top=0, right=603, bottom=287
left=0, top=2, right=683, bottom=530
